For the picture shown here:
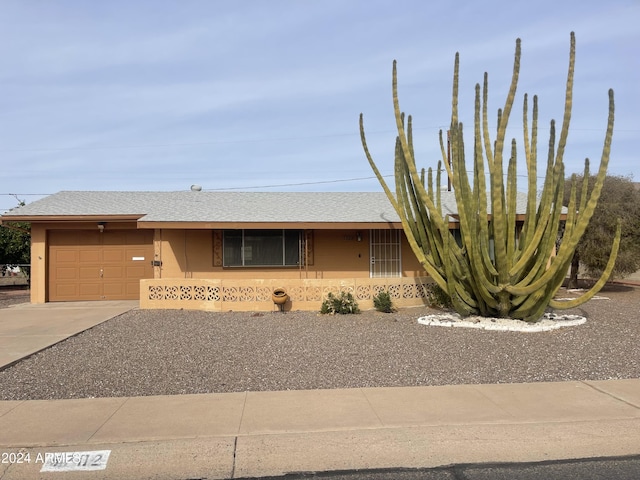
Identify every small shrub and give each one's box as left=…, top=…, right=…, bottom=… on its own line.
left=320, top=291, right=360, bottom=314
left=373, top=290, right=395, bottom=313
left=426, top=283, right=453, bottom=310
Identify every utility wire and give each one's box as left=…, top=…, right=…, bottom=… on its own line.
left=0, top=168, right=564, bottom=197
left=206, top=175, right=394, bottom=190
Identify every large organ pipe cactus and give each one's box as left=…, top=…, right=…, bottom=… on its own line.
left=360, top=32, right=620, bottom=322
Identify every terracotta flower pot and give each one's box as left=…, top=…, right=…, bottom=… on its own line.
left=272, top=289, right=289, bottom=305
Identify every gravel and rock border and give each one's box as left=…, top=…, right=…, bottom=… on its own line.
left=0, top=285, right=638, bottom=400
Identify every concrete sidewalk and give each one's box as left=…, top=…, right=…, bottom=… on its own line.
left=0, top=380, right=639, bottom=479
left=0, top=300, right=137, bottom=369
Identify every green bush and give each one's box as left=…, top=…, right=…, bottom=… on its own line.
left=426, top=283, right=453, bottom=310
left=320, top=291, right=360, bottom=314
left=373, top=290, right=395, bottom=313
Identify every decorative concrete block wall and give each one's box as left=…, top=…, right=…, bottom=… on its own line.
left=140, top=277, right=431, bottom=312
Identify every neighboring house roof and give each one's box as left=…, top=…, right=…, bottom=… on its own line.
left=0, top=190, right=532, bottom=226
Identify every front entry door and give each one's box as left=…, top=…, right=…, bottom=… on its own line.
left=369, top=229, right=401, bottom=278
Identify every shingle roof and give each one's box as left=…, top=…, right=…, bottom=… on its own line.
left=1, top=190, right=530, bottom=224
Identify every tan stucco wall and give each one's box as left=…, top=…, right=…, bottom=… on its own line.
left=401, top=235, right=427, bottom=277
left=154, top=228, right=424, bottom=280
left=156, top=229, right=213, bottom=278
left=29, top=224, right=46, bottom=303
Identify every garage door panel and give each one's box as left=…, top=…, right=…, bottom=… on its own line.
left=53, top=284, right=79, bottom=298
left=78, top=283, right=102, bottom=297
left=103, top=249, right=125, bottom=263
left=103, top=283, right=125, bottom=297
left=126, top=265, right=147, bottom=277
left=48, top=229, right=154, bottom=302
left=54, top=267, right=79, bottom=280
left=102, top=266, right=124, bottom=279
left=79, top=249, right=102, bottom=263
left=79, top=267, right=101, bottom=280
left=53, top=249, right=79, bottom=263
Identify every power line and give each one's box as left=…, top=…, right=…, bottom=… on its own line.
left=0, top=170, right=566, bottom=197
left=206, top=175, right=395, bottom=191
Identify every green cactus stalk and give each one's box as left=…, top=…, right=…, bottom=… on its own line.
left=360, top=32, right=620, bottom=322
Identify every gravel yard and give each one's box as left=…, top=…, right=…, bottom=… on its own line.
left=0, top=285, right=638, bottom=400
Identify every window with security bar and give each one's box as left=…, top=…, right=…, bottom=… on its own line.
left=369, top=229, right=402, bottom=278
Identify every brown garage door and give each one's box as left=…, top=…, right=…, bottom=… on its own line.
left=48, top=230, right=154, bottom=301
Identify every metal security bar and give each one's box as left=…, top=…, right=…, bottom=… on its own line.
left=369, top=229, right=401, bottom=278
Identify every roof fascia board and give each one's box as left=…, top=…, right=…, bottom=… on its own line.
left=137, top=221, right=406, bottom=230
left=0, top=215, right=143, bottom=223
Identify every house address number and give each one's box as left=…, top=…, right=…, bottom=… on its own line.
left=1, top=450, right=111, bottom=472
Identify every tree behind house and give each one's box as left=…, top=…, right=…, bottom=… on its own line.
left=0, top=202, right=31, bottom=277
left=565, top=175, right=640, bottom=286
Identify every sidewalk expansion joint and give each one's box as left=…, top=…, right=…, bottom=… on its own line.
left=229, top=391, right=247, bottom=479
left=359, top=388, right=385, bottom=427
left=0, top=400, right=25, bottom=419
left=230, top=436, right=238, bottom=479
left=236, top=391, right=248, bottom=436
left=86, top=396, right=132, bottom=443
left=581, top=380, right=640, bottom=410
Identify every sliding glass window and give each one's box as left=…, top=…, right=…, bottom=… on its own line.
left=223, top=229, right=301, bottom=267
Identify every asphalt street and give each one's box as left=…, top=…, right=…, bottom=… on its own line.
left=236, top=455, right=640, bottom=480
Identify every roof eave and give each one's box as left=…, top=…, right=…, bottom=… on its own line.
left=137, top=221, right=406, bottom=230
left=0, top=214, right=144, bottom=223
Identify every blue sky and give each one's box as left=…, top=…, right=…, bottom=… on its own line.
left=1, top=0, right=638, bottom=212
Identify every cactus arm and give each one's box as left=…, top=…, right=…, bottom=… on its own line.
left=507, top=169, right=567, bottom=296
left=360, top=113, right=448, bottom=290
left=508, top=120, right=561, bottom=279
left=404, top=117, right=435, bottom=255
left=391, top=62, right=451, bottom=242
left=491, top=39, right=520, bottom=285
left=391, top=61, right=476, bottom=299
left=553, top=89, right=614, bottom=264
left=359, top=113, right=398, bottom=210
left=448, top=87, right=501, bottom=302
left=396, top=137, right=434, bottom=264
left=554, top=32, right=575, bottom=168
left=475, top=92, right=497, bottom=277
left=550, top=222, right=621, bottom=309
left=516, top=93, right=539, bottom=255
left=506, top=140, right=518, bottom=267
left=440, top=219, right=477, bottom=315
left=482, top=73, right=494, bottom=169
left=435, top=161, right=442, bottom=217
left=472, top=89, right=499, bottom=282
